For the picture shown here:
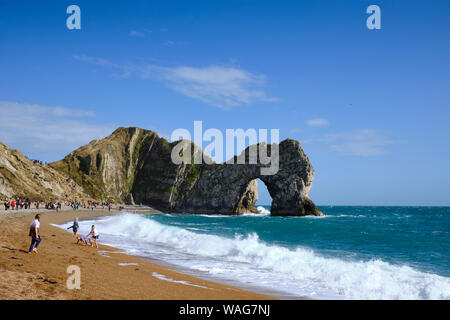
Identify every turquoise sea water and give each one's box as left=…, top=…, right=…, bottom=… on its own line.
left=59, top=206, right=450, bottom=299
left=152, top=206, right=450, bottom=277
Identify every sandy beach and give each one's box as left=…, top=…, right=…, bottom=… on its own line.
left=0, top=206, right=275, bottom=300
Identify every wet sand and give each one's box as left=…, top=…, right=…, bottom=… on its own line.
left=0, top=206, right=276, bottom=300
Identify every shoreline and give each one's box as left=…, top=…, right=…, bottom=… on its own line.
left=53, top=209, right=307, bottom=299
left=0, top=205, right=277, bottom=300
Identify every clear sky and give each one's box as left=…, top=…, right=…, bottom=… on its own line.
left=1, top=0, right=449, bottom=206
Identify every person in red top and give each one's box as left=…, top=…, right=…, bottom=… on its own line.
left=10, top=200, right=15, bottom=209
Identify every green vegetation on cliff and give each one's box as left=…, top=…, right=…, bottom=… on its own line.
left=50, top=127, right=160, bottom=203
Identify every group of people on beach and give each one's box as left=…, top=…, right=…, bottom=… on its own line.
left=3, top=196, right=114, bottom=212
left=3, top=197, right=33, bottom=210
left=5, top=190, right=113, bottom=254
left=45, top=202, right=62, bottom=210
left=28, top=214, right=100, bottom=254
left=67, top=218, right=100, bottom=248
left=68, top=200, right=112, bottom=211
left=3, top=197, right=60, bottom=211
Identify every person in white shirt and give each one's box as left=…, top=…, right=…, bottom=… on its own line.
left=86, top=225, right=99, bottom=248
left=29, top=214, right=42, bottom=254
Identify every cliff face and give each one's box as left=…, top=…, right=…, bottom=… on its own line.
left=0, top=142, right=91, bottom=201
left=50, top=127, right=162, bottom=203
left=50, top=127, right=322, bottom=216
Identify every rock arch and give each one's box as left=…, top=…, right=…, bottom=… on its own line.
left=133, top=138, right=323, bottom=216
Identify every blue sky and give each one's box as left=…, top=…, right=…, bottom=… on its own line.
left=0, top=0, right=449, bottom=205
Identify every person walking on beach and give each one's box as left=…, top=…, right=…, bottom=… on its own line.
left=86, top=225, right=99, bottom=248
left=29, top=214, right=42, bottom=254
left=67, top=217, right=79, bottom=235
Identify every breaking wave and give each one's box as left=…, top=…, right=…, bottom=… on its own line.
left=58, top=213, right=450, bottom=299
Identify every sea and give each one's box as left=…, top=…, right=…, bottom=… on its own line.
left=57, top=206, right=450, bottom=299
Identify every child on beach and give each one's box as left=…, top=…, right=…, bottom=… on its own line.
left=86, top=225, right=99, bottom=248
left=76, top=234, right=89, bottom=246
left=29, top=214, right=42, bottom=254
left=67, top=218, right=79, bottom=235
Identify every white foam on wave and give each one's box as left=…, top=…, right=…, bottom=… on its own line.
left=57, top=213, right=450, bottom=300
left=242, top=206, right=271, bottom=216
left=152, top=272, right=210, bottom=289
left=256, top=206, right=270, bottom=215
left=198, top=214, right=230, bottom=218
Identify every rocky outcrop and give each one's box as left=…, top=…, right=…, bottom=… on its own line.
left=51, top=127, right=322, bottom=216
left=51, top=127, right=162, bottom=202
left=0, top=142, right=91, bottom=201
left=139, top=139, right=322, bottom=216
